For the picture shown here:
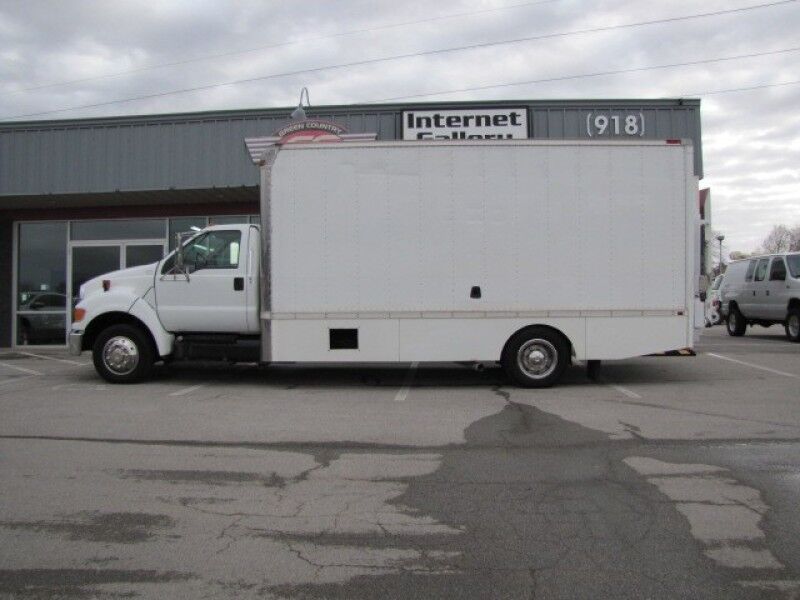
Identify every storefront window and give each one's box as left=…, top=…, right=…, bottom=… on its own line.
left=17, top=222, right=67, bottom=345
left=169, top=217, right=207, bottom=249
left=208, top=215, right=250, bottom=225
left=14, top=215, right=252, bottom=345
left=71, top=219, right=166, bottom=241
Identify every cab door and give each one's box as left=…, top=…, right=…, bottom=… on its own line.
left=748, top=258, right=771, bottom=319
left=155, top=228, right=255, bottom=333
left=765, top=257, right=789, bottom=321
left=735, top=259, right=757, bottom=317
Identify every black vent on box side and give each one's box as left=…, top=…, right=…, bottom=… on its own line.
left=329, top=328, right=358, bottom=350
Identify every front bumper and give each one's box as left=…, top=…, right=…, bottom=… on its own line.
left=68, top=332, right=83, bottom=356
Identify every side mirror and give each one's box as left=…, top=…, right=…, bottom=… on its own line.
left=699, top=291, right=707, bottom=302
left=174, top=233, right=185, bottom=271
left=162, top=231, right=192, bottom=280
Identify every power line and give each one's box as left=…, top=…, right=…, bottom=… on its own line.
left=10, top=0, right=559, bottom=95
left=2, top=0, right=796, bottom=121
left=688, top=79, right=800, bottom=96
left=362, top=46, right=800, bottom=102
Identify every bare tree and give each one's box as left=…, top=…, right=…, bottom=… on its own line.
left=791, top=225, right=800, bottom=252
left=761, top=225, right=793, bottom=254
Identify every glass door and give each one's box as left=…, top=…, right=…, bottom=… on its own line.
left=124, top=243, right=166, bottom=268
left=70, top=245, right=122, bottom=313
left=67, top=240, right=167, bottom=332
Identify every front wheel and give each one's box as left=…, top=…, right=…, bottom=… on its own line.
left=92, top=324, right=154, bottom=383
left=786, top=308, right=800, bottom=343
left=726, top=306, right=747, bottom=337
left=502, top=326, right=570, bottom=388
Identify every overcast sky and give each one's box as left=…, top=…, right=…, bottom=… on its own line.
left=1, top=0, right=798, bottom=254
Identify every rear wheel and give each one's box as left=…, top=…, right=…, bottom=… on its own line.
left=726, top=306, right=746, bottom=337
left=92, top=324, right=154, bottom=383
left=786, top=308, right=800, bottom=343
left=502, top=326, right=569, bottom=388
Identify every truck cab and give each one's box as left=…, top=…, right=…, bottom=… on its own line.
left=69, top=224, right=260, bottom=382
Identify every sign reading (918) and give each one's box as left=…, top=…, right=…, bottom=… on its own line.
left=586, top=112, right=645, bottom=137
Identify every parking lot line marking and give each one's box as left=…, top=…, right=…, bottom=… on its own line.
left=700, top=342, right=791, bottom=348
left=0, top=361, right=43, bottom=376
left=394, top=362, right=419, bottom=402
left=608, top=384, right=642, bottom=399
left=707, top=352, right=799, bottom=379
left=17, top=352, right=88, bottom=367
left=0, top=375, right=38, bottom=386
left=169, top=384, right=207, bottom=397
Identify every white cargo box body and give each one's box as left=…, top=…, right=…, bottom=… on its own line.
left=265, top=140, right=696, bottom=362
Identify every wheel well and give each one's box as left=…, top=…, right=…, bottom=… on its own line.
left=501, top=324, right=574, bottom=363
left=789, top=298, right=800, bottom=312
left=82, top=312, right=157, bottom=355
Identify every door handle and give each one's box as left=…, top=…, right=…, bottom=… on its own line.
left=233, top=277, right=244, bottom=291
left=766, top=290, right=770, bottom=296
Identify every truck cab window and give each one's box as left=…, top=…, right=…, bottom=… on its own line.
left=788, top=255, right=800, bottom=278
left=754, top=258, right=769, bottom=282
left=769, top=258, right=787, bottom=281
left=745, top=259, right=757, bottom=282
left=161, top=230, right=241, bottom=274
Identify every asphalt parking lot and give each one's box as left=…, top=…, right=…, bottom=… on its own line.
left=0, top=325, right=799, bottom=599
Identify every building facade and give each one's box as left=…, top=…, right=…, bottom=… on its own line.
left=0, top=98, right=702, bottom=348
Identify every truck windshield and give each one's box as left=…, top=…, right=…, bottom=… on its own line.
left=787, top=254, right=800, bottom=278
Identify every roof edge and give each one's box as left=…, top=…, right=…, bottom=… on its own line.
left=0, top=97, right=701, bottom=130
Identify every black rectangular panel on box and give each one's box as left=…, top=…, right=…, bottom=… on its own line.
left=329, top=328, right=358, bottom=350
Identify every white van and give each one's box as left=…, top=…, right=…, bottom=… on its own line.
left=719, top=253, right=800, bottom=342
left=704, top=274, right=724, bottom=326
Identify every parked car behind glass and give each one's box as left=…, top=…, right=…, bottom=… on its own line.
left=17, top=292, right=67, bottom=345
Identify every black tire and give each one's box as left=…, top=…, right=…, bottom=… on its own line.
left=726, top=305, right=746, bottom=337
left=502, top=326, right=570, bottom=388
left=92, top=324, right=154, bottom=383
left=786, top=308, right=800, bottom=343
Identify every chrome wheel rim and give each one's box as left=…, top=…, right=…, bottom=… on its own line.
left=517, top=339, right=558, bottom=379
left=789, top=315, right=800, bottom=338
left=102, top=336, right=139, bottom=375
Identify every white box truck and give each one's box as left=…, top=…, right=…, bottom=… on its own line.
left=69, top=139, right=699, bottom=387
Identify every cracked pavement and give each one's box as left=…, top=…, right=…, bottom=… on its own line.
left=0, top=326, right=799, bottom=598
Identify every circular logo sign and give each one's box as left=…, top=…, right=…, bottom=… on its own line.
left=273, top=120, right=347, bottom=144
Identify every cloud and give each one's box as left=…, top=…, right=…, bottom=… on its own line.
left=0, top=0, right=798, bottom=252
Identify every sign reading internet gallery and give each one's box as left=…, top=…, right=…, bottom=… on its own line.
left=402, top=108, right=528, bottom=140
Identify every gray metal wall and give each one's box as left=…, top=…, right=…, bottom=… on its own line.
left=0, top=220, right=12, bottom=346
left=0, top=99, right=702, bottom=199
